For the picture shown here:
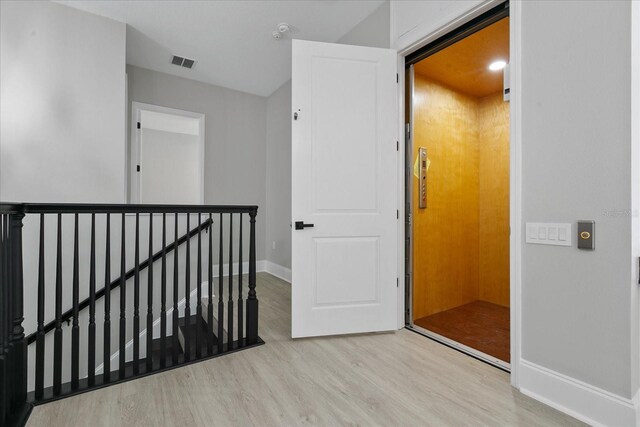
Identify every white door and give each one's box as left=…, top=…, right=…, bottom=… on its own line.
left=291, top=40, right=398, bottom=338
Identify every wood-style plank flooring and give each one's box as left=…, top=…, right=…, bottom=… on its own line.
left=414, top=300, right=510, bottom=363
left=28, top=273, right=582, bottom=426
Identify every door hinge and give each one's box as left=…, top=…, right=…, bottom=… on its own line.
left=137, top=121, right=141, bottom=129
left=397, top=209, right=399, bottom=219
left=136, top=165, right=140, bottom=172
left=396, top=73, right=399, bottom=83
left=397, top=278, right=399, bottom=287
left=396, top=140, right=399, bottom=151
left=638, top=257, right=640, bottom=284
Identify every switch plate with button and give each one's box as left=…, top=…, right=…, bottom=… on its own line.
left=577, top=220, right=595, bottom=250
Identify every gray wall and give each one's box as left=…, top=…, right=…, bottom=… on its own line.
left=264, top=1, right=391, bottom=269
left=0, top=0, right=131, bottom=389
left=521, top=0, right=636, bottom=398
left=265, top=81, right=292, bottom=268
left=0, top=0, right=126, bottom=203
left=338, top=1, right=390, bottom=48
left=127, top=65, right=267, bottom=261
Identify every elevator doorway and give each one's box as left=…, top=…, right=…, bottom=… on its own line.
left=405, top=5, right=511, bottom=370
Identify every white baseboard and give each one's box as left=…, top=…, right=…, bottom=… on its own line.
left=215, top=260, right=267, bottom=277
left=264, top=260, right=291, bottom=283
left=519, top=359, right=639, bottom=427
left=95, top=259, right=268, bottom=375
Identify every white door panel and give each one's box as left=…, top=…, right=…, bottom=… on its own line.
left=292, top=40, right=398, bottom=338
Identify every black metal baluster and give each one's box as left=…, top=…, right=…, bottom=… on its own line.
left=160, top=213, right=167, bottom=367
left=88, top=213, right=96, bottom=387
left=35, top=214, right=45, bottom=399
left=71, top=214, right=80, bottom=390
left=184, top=214, right=191, bottom=361
left=238, top=214, right=243, bottom=346
left=172, top=215, right=179, bottom=364
left=119, top=213, right=126, bottom=379
left=104, top=213, right=112, bottom=383
left=133, top=214, right=140, bottom=374
left=53, top=214, right=63, bottom=395
left=218, top=213, right=224, bottom=352
left=246, top=210, right=258, bottom=345
left=228, top=213, right=234, bottom=349
left=196, top=213, right=202, bottom=359
left=146, top=214, right=153, bottom=372
left=207, top=214, right=213, bottom=355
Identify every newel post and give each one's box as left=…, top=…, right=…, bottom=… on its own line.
left=0, top=214, right=10, bottom=425
left=9, top=212, right=27, bottom=414
left=246, top=208, right=259, bottom=344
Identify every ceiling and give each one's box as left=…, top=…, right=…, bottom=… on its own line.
left=414, top=17, right=509, bottom=98
left=55, top=0, right=384, bottom=97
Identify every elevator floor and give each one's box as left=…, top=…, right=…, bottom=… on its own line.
left=414, top=301, right=510, bottom=363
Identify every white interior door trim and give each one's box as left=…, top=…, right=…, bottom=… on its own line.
left=129, top=101, right=205, bottom=204
left=394, top=0, right=522, bottom=388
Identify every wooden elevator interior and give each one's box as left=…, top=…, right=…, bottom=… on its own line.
left=411, top=17, right=511, bottom=364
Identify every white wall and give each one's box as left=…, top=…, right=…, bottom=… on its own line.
left=392, top=0, right=640, bottom=424
left=127, top=65, right=267, bottom=260
left=264, top=1, right=392, bottom=271
left=0, top=0, right=126, bottom=203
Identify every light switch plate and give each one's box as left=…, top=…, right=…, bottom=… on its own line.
left=526, top=223, right=572, bottom=246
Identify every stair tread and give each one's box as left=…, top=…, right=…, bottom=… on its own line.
left=177, top=314, right=220, bottom=355
left=200, top=300, right=229, bottom=341
left=201, top=297, right=244, bottom=343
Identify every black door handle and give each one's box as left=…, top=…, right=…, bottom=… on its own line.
left=295, top=221, right=314, bottom=230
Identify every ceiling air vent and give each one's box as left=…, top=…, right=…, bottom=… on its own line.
left=171, top=55, right=196, bottom=69
left=182, top=58, right=195, bottom=69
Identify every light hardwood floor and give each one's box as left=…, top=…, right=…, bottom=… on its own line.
left=28, top=273, right=583, bottom=426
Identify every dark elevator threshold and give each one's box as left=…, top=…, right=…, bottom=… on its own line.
left=414, top=301, right=510, bottom=363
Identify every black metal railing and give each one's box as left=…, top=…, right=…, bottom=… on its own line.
left=0, top=203, right=261, bottom=427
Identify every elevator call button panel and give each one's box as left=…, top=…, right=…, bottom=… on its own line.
left=419, top=147, right=427, bottom=209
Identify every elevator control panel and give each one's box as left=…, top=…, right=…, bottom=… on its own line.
left=577, top=220, right=595, bottom=250
left=419, top=147, right=427, bottom=209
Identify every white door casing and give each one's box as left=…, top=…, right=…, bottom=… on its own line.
left=130, top=102, right=205, bottom=205
left=291, top=40, right=398, bottom=338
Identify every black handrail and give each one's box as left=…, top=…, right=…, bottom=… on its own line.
left=24, top=217, right=213, bottom=345
left=1, top=203, right=257, bottom=214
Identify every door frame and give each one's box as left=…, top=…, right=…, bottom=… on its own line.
left=395, top=0, right=522, bottom=386
left=129, top=101, right=205, bottom=204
